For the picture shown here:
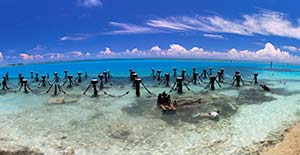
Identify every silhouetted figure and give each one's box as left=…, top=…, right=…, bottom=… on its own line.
left=260, top=84, right=271, bottom=91
left=1, top=76, right=9, bottom=90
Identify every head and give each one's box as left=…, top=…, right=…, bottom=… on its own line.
left=162, top=91, right=167, bottom=97
left=217, top=111, right=220, bottom=114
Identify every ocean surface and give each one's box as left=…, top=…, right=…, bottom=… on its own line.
left=0, top=59, right=300, bottom=155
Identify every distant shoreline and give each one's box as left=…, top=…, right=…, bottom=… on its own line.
left=1, top=57, right=295, bottom=68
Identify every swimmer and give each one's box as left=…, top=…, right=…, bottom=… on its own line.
left=260, top=84, right=271, bottom=91
left=193, top=111, right=220, bottom=118
left=279, top=81, right=286, bottom=85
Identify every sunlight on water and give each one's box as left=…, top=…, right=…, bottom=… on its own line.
left=0, top=59, right=300, bottom=155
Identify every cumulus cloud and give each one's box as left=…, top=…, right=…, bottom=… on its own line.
left=69, top=51, right=92, bottom=57
left=77, top=0, right=102, bottom=7
left=150, top=45, right=161, bottom=52
left=19, top=53, right=44, bottom=60
left=43, top=53, right=65, bottom=60
left=19, top=53, right=32, bottom=60
left=99, top=48, right=114, bottom=55
left=123, top=48, right=146, bottom=57
left=9, top=42, right=300, bottom=64
left=96, top=42, right=300, bottom=63
left=70, top=51, right=84, bottom=56
left=85, top=52, right=91, bottom=56
left=17, top=50, right=94, bottom=63
left=224, top=43, right=298, bottom=62
left=166, top=44, right=188, bottom=55
left=203, top=34, right=225, bottom=39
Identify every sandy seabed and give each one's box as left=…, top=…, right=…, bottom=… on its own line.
left=1, top=62, right=300, bottom=155
left=260, top=123, right=300, bottom=155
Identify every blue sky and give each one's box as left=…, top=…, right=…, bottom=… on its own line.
left=2, top=0, right=300, bottom=64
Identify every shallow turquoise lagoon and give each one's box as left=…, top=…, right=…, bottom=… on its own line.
left=0, top=59, right=300, bottom=155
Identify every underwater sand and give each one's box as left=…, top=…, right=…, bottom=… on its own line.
left=261, top=123, right=300, bottom=155
left=0, top=59, right=300, bottom=155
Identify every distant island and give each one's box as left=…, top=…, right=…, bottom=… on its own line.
left=8, top=63, right=24, bottom=66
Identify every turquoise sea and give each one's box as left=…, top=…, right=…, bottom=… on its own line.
left=0, top=59, right=300, bottom=155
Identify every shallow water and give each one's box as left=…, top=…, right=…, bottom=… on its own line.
left=0, top=59, right=300, bottom=155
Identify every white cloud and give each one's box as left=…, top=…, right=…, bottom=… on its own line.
left=44, top=53, right=65, bottom=60
left=96, top=42, right=300, bottom=63
left=77, top=0, right=102, bottom=7
left=28, top=45, right=45, bottom=52
left=60, top=22, right=157, bottom=41
left=166, top=44, right=188, bottom=55
left=0, top=52, right=3, bottom=61
left=60, top=34, right=90, bottom=41
left=34, top=55, right=44, bottom=59
left=69, top=51, right=93, bottom=57
left=150, top=45, right=161, bottom=52
left=19, top=53, right=33, bottom=60
left=107, top=22, right=157, bottom=34
left=144, top=10, right=300, bottom=39
left=282, top=45, right=299, bottom=52
left=6, top=56, right=17, bottom=59
left=19, top=53, right=44, bottom=60
left=70, top=51, right=83, bottom=56
left=146, top=16, right=250, bottom=35
left=99, top=48, right=113, bottom=55
left=225, top=43, right=297, bottom=62
left=14, top=50, right=93, bottom=63
left=60, top=10, right=300, bottom=40
left=203, top=34, right=225, bottom=39
left=98, top=48, right=121, bottom=58
left=9, top=42, right=300, bottom=64
left=147, top=18, right=195, bottom=30
left=123, top=48, right=146, bottom=57
left=85, top=52, right=91, bottom=56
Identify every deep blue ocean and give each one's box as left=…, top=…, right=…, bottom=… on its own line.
left=0, top=59, right=297, bottom=79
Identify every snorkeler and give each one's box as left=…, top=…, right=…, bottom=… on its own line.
left=193, top=111, right=220, bottom=118
left=260, top=84, right=271, bottom=91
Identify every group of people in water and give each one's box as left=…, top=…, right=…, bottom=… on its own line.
left=157, top=91, right=176, bottom=111
left=157, top=91, right=220, bottom=118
